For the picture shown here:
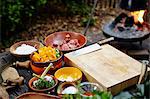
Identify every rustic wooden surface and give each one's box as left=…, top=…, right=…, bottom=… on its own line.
left=1, top=43, right=149, bottom=98
left=65, top=44, right=149, bottom=95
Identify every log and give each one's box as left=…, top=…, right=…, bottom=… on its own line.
left=0, top=85, right=9, bottom=99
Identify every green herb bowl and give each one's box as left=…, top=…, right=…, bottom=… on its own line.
left=28, top=75, right=58, bottom=92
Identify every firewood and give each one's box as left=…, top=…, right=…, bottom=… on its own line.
left=1, top=67, right=20, bottom=82
left=1, top=67, right=24, bottom=85
left=14, top=60, right=30, bottom=69
left=0, top=85, right=9, bottom=99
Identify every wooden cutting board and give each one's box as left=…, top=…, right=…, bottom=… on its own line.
left=64, top=44, right=149, bottom=95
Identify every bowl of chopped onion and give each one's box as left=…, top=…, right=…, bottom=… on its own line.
left=10, top=40, right=42, bottom=57
left=44, top=31, right=87, bottom=52
left=28, top=74, right=58, bottom=92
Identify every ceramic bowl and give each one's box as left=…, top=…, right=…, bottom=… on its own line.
left=78, top=82, right=103, bottom=98
left=44, top=31, right=87, bottom=52
left=54, top=67, right=82, bottom=83
left=15, top=92, right=60, bottom=99
left=57, top=82, right=78, bottom=95
left=28, top=75, right=58, bottom=92
left=10, top=40, right=41, bottom=57
left=30, top=50, right=63, bottom=74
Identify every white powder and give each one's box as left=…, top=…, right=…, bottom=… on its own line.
left=65, top=76, right=74, bottom=82
left=58, top=76, right=74, bottom=82
left=62, top=86, right=78, bottom=94
left=15, top=44, right=37, bottom=55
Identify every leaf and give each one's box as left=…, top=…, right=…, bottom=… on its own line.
left=113, top=92, right=132, bottom=99
left=29, top=13, right=32, bottom=17
left=136, top=84, right=144, bottom=96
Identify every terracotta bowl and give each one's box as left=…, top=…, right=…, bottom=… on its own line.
left=57, top=82, right=78, bottom=95
left=30, top=51, right=63, bottom=74
left=15, top=92, right=60, bottom=99
left=54, top=67, right=82, bottom=83
left=10, top=40, right=41, bottom=57
left=44, top=31, right=87, bottom=52
left=28, top=75, right=58, bottom=92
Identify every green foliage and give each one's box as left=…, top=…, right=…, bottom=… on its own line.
left=66, top=1, right=91, bottom=15
left=1, top=0, right=91, bottom=35
left=80, top=17, right=96, bottom=27
left=1, top=0, right=48, bottom=33
left=114, top=80, right=150, bottom=99
left=1, top=0, right=91, bottom=47
left=92, top=90, right=112, bottom=99
left=62, top=94, right=81, bottom=99
left=49, top=0, right=91, bottom=15
left=62, top=90, right=112, bottom=99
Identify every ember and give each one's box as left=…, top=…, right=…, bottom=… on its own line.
left=102, top=10, right=150, bottom=43
left=131, top=10, right=145, bottom=24
left=110, top=10, right=147, bottom=32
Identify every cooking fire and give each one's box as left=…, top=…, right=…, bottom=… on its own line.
left=102, top=9, right=150, bottom=42
left=110, top=10, right=149, bottom=32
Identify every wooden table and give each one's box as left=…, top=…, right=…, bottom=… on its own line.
left=65, top=44, right=149, bottom=95
left=1, top=44, right=149, bottom=98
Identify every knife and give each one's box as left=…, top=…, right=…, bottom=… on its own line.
left=69, top=37, right=114, bottom=57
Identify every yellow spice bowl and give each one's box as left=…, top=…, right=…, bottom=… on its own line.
left=54, top=67, right=82, bottom=83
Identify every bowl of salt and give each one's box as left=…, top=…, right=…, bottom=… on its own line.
left=57, top=82, right=78, bottom=95
left=10, top=40, right=42, bottom=57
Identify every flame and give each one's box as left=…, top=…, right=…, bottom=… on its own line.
left=131, top=10, right=145, bottom=24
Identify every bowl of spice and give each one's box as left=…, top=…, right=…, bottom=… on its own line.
left=10, top=40, right=41, bottom=57
left=54, top=67, right=82, bottom=83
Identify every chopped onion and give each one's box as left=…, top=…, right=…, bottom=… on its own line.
left=58, top=76, right=74, bottom=82
left=44, top=76, right=53, bottom=82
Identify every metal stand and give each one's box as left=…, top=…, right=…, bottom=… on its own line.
left=83, top=0, right=98, bottom=36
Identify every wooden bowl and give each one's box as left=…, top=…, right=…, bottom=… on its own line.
left=15, top=92, right=60, bottom=99
left=28, top=75, right=58, bottom=92
left=54, top=67, right=82, bottom=83
left=10, top=40, right=41, bottom=57
left=44, top=31, right=87, bottom=52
